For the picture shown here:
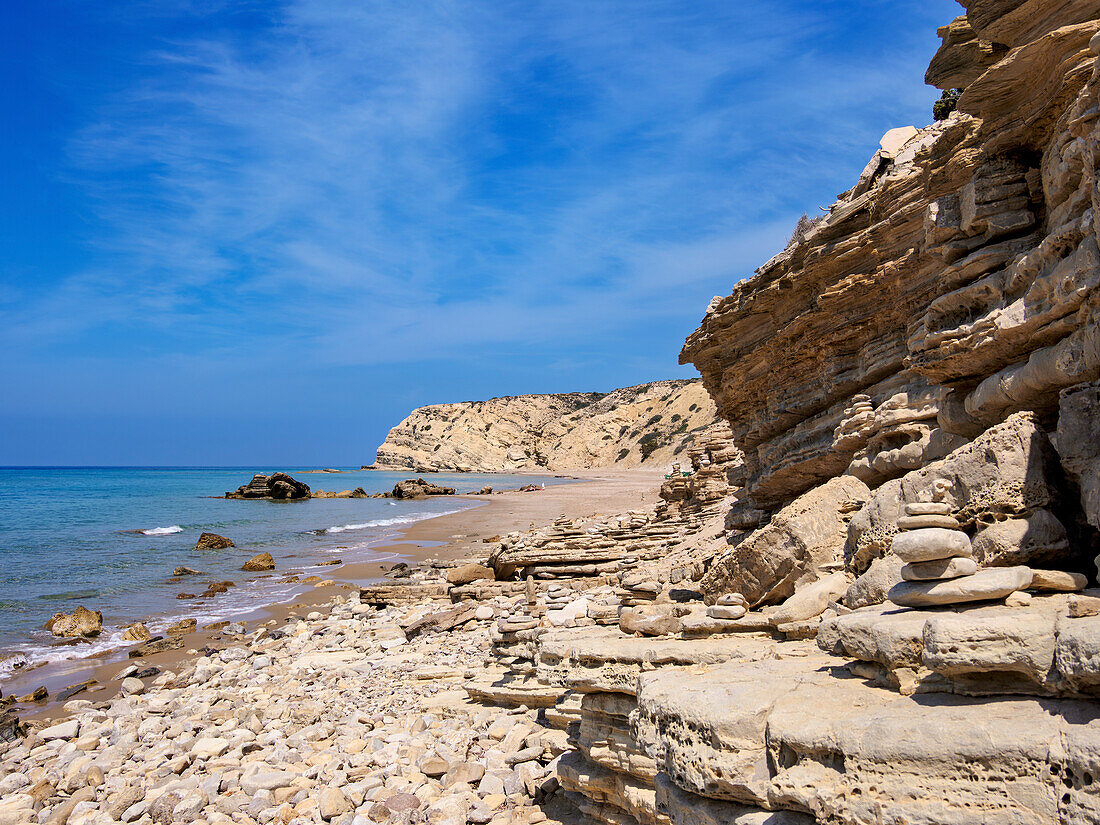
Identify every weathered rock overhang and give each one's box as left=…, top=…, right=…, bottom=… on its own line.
left=681, top=1, right=1100, bottom=513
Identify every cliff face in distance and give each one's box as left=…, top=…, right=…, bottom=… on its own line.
left=369, top=379, right=717, bottom=473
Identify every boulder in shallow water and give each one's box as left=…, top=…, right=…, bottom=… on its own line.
left=172, top=566, right=203, bottom=576
left=167, top=618, right=197, bottom=635
left=195, top=532, right=234, bottom=550
left=45, top=606, right=103, bottom=638
left=242, top=552, right=275, bottom=572
left=392, top=478, right=457, bottom=499
left=120, top=623, right=150, bottom=642
left=226, top=472, right=310, bottom=500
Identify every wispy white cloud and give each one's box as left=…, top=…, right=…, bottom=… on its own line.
left=4, top=0, right=959, bottom=384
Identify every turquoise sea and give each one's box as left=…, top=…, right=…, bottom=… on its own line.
left=0, top=467, right=563, bottom=681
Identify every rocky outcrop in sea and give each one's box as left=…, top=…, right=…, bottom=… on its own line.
left=225, top=473, right=312, bottom=500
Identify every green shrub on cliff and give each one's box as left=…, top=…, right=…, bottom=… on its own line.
left=933, top=88, right=963, bottom=120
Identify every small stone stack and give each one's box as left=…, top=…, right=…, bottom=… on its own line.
left=705, top=592, right=748, bottom=621
left=616, top=573, right=662, bottom=607
left=893, top=501, right=977, bottom=580
left=888, top=488, right=1033, bottom=608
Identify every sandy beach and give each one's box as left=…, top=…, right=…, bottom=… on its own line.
left=3, top=469, right=663, bottom=722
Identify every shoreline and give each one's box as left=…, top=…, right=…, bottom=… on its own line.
left=4, top=468, right=663, bottom=722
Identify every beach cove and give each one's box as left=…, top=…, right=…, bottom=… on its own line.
left=0, top=469, right=661, bottom=715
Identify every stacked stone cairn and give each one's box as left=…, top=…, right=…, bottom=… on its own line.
left=888, top=480, right=1033, bottom=608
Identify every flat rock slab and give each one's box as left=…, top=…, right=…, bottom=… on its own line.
left=902, top=557, right=978, bottom=581
left=464, top=675, right=565, bottom=709
left=403, top=603, right=477, bottom=638
left=635, top=652, right=1100, bottom=825
left=888, top=565, right=1032, bottom=607
left=634, top=655, right=839, bottom=807
left=820, top=594, right=1100, bottom=696
left=537, top=626, right=790, bottom=694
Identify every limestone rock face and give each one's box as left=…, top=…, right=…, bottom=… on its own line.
left=926, top=15, right=1009, bottom=89
left=701, top=476, right=869, bottom=606
left=370, top=380, right=716, bottom=472
left=681, top=2, right=1100, bottom=516
left=226, top=472, right=310, bottom=500
left=846, top=413, right=1061, bottom=573
left=844, top=554, right=905, bottom=608
left=971, top=509, right=1070, bottom=566
left=635, top=647, right=1100, bottom=824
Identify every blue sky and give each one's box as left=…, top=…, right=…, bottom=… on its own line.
left=1, top=0, right=961, bottom=465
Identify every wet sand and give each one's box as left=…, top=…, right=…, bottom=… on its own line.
left=5, top=468, right=663, bottom=721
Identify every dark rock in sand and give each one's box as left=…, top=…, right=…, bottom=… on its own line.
left=391, top=478, right=456, bottom=499
left=0, top=710, right=26, bottom=742
left=195, top=532, right=235, bottom=550
left=318, top=559, right=342, bottom=566
left=134, top=666, right=160, bottom=679
left=226, top=472, right=311, bottom=500
left=386, top=563, right=412, bottom=579
left=18, top=686, right=47, bottom=703
left=56, top=680, right=96, bottom=702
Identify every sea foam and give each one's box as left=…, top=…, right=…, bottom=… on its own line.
left=324, top=508, right=467, bottom=534
left=141, top=525, right=183, bottom=536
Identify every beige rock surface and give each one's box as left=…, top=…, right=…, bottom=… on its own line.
left=371, top=380, right=716, bottom=472
left=847, top=414, right=1061, bottom=573
left=701, top=476, right=869, bottom=606
left=45, top=606, right=103, bottom=638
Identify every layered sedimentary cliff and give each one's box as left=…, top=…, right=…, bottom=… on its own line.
left=370, top=380, right=716, bottom=472
left=682, top=0, right=1100, bottom=515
